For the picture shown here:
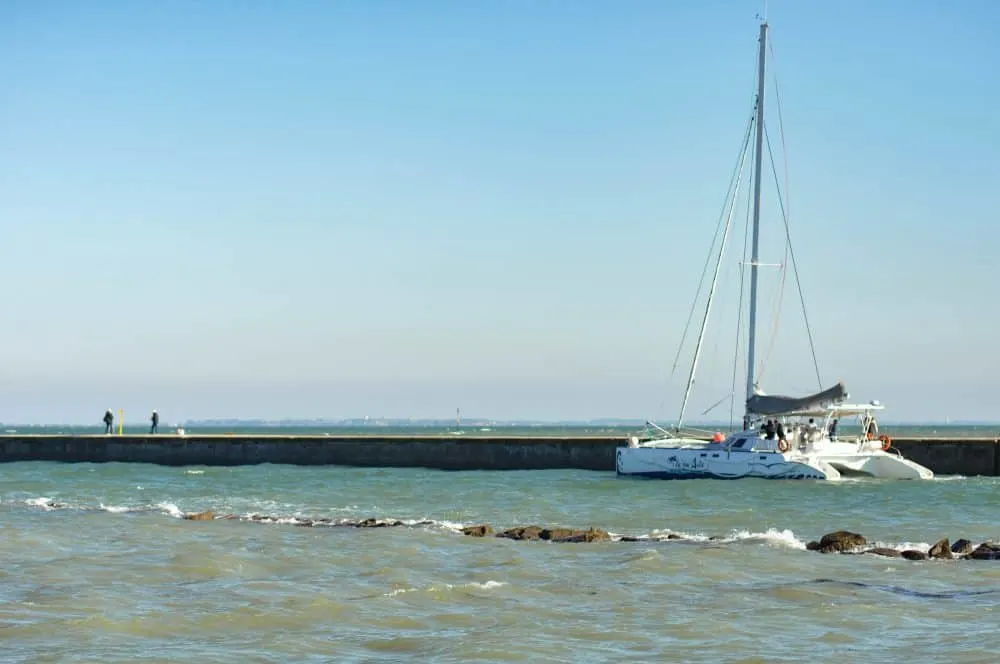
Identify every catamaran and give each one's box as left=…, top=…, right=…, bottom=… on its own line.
left=616, top=20, right=933, bottom=481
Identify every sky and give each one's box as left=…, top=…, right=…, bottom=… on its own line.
left=1, top=0, right=997, bottom=424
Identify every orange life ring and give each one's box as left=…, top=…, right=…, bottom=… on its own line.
left=777, top=439, right=790, bottom=453
left=879, top=435, right=892, bottom=451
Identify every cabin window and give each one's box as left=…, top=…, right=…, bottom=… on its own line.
left=731, top=438, right=747, bottom=448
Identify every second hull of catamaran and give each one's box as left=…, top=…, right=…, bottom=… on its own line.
left=616, top=433, right=934, bottom=481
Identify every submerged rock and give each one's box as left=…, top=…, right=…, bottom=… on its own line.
left=814, top=531, right=867, bottom=553
left=461, top=525, right=494, bottom=537
left=864, top=547, right=902, bottom=558
left=969, top=542, right=1000, bottom=560
left=497, top=526, right=544, bottom=541
left=901, top=550, right=928, bottom=561
left=495, top=526, right=610, bottom=543
left=182, top=510, right=215, bottom=521
left=355, top=518, right=404, bottom=528
left=951, top=539, right=974, bottom=556
left=548, top=528, right=611, bottom=543
left=928, top=539, right=953, bottom=560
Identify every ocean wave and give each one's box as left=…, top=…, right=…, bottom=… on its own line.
left=12, top=497, right=999, bottom=561
left=384, top=580, right=507, bottom=598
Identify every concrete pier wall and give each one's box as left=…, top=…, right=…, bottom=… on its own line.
left=0, top=435, right=997, bottom=476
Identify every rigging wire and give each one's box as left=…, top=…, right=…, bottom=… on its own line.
left=676, top=118, right=755, bottom=429
left=666, top=111, right=756, bottom=390
left=729, top=116, right=756, bottom=429
left=763, top=122, right=823, bottom=390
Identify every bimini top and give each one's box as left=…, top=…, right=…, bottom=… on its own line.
left=746, top=381, right=848, bottom=416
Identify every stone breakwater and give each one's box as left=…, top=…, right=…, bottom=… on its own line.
left=175, top=509, right=1000, bottom=560
left=2, top=433, right=1000, bottom=475
left=25, top=500, right=1000, bottom=560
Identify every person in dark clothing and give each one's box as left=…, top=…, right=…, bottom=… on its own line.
left=103, top=408, right=114, bottom=434
left=764, top=419, right=776, bottom=440
left=150, top=410, right=159, bottom=434
left=828, top=418, right=839, bottom=440
left=776, top=420, right=786, bottom=442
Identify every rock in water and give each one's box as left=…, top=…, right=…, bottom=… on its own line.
left=951, top=539, right=974, bottom=556
left=497, top=526, right=544, bottom=541
left=865, top=547, right=902, bottom=558
left=461, top=525, right=494, bottom=537
left=551, top=528, right=611, bottom=543
left=183, top=510, right=215, bottom=521
left=969, top=542, right=1000, bottom=560
left=901, top=550, right=928, bottom=560
left=355, top=518, right=404, bottom=528
left=928, top=539, right=953, bottom=559
left=539, top=528, right=576, bottom=541
left=815, top=531, right=867, bottom=553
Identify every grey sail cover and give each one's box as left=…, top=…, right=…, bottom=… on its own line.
left=746, top=381, right=848, bottom=416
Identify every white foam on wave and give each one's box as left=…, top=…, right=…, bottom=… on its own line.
left=645, top=529, right=710, bottom=542
left=99, top=504, right=133, bottom=514
left=384, top=580, right=507, bottom=597
left=634, top=527, right=806, bottom=549
left=401, top=518, right=467, bottom=533
left=870, top=540, right=932, bottom=553
left=724, top=528, right=808, bottom=550
left=25, top=497, right=57, bottom=509
left=185, top=470, right=205, bottom=475
left=156, top=502, right=185, bottom=519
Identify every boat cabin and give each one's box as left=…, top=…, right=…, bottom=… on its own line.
left=736, top=402, right=885, bottom=449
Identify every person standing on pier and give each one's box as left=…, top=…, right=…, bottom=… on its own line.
left=103, top=408, right=114, bottom=435
left=150, top=410, right=159, bottom=434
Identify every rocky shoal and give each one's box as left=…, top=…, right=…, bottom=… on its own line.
left=177, top=509, right=1000, bottom=559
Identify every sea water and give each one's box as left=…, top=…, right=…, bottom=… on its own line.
left=2, top=461, right=999, bottom=662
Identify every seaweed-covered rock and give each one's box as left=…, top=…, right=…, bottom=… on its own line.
left=461, top=525, right=494, bottom=537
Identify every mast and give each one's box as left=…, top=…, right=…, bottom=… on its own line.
left=745, top=21, right=768, bottom=414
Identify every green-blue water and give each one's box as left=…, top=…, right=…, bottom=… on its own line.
left=2, top=460, right=998, bottom=662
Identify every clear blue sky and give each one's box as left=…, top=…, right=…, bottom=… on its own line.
left=1, top=1, right=997, bottom=424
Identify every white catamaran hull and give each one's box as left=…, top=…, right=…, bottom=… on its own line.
left=616, top=445, right=834, bottom=480
left=616, top=444, right=933, bottom=481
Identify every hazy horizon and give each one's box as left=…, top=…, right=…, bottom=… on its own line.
left=2, top=1, right=997, bottom=424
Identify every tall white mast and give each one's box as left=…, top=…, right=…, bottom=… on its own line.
left=745, top=21, right=768, bottom=412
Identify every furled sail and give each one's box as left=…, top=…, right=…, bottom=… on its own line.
left=746, top=381, right=848, bottom=416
